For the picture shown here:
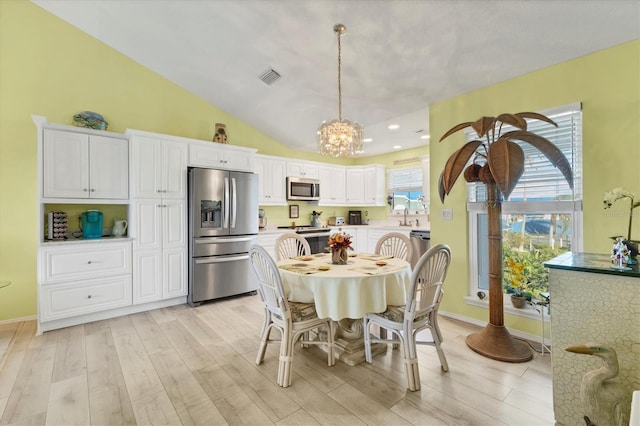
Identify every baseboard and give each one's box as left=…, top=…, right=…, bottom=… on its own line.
left=37, top=297, right=187, bottom=334
left=0, top=315, right=37, bottom=326
left=439, top=309, right=552, bottom=347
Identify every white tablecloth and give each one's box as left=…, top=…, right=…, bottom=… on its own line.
left=277, top=253, right=412, bottom=321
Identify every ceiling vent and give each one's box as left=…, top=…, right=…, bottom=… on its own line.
left=259, top=67, right=281, bottom=86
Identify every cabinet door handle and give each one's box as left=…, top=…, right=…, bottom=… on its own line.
left=90, top=189, right=95, bottom=192
left=83, top=188, right=89, bottom=192
left=87, top=295, right=92, bottom=299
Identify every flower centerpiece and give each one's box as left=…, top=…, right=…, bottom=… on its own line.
left=327, top=230, right=353, bottom=265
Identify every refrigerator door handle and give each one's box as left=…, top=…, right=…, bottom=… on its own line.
left=231, top=177, right=237, bottom=228
left=194, top=254, right=249, bottom=264
left=223, top=177, right=230, bottom=228
left=194, top=236, right=256, bottom=244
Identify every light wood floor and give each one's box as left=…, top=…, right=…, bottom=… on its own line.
left=0, top=294, right=554, bottom=425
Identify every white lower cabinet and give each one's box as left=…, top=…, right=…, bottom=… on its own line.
left=41, top=275, right=132, bottom=322
left=257, top=232, right=284, bottom=259
left=38, top=241, right=133, bottom=326
left=355, top=228, right=368, bottom=253
left=367, top=228, right=410, bottom=253
left=131, top=199, right=187, bottom=304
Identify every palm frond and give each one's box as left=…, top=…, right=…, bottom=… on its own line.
left=441, top=140, right=483, bottom=195
left=502, top=130, right=573, bottom=189
left=496, top=113, right=527, bottom=132
left=439, top=121, right=474, bottom=142
left=515, top=112, right=558, bottom=128
left=471, top=116, right=496, bottom=138
left=438, top=172, right=446, bottom=203
left=487, top=139, right=525, bottom=199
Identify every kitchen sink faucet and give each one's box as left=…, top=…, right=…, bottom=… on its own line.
left=399, top=206, right=412, bottom=227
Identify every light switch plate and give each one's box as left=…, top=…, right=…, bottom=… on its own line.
left=441, top=208, right=453, bottom=221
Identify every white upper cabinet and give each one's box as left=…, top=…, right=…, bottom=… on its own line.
left=43, top=129, right=128, bottom=200
left=318, top=164, right=346, bottom=205
left=345, top=167, right=365, bottom=205
left=363, top=164, right=386, bottom=206
left=344, top=165, right=385, bottom=206
left=286, top=160, right=319, bottom=179
left=255, top=155, right=287, bottom=205
left=189, top=141, right=255, bottom=172
left=130, top=135, right=187, bottom=199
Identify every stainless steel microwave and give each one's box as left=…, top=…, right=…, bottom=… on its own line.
left=286, top=177, right=320, bottom=201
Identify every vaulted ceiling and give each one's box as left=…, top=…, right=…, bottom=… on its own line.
left=33, top=0, right=640, bottom=156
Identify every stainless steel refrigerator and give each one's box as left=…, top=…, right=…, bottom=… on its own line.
left=188, top=167, right=258, bottom=306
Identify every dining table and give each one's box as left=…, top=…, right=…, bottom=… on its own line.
left=277, top=252, right=412, bottom=365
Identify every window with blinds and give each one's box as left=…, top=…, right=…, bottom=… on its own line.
left=466, top=103, right=583, bottom=311
left=387, top=167, right=425, bottom=213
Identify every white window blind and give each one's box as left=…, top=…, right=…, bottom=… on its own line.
left=466, top=104, right=582, bottom=203
left=387, top=167, right=423, bottom=191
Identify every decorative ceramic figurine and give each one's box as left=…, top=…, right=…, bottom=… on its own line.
left=565, top=344, right=631, bottom=426
left=611, top=237, right=632, bottom=268
left=72, top=111, right=108, bottom=130
left=213, top=123, right=228, bottom=143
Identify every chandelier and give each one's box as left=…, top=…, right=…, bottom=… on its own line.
left=318, top=24, right=363, bottom=157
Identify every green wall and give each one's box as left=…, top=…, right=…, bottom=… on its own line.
left=429, top=40, right=640, bottom=334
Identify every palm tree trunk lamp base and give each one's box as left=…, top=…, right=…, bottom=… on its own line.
left=466, top=183, right=532, bottom=362
left=438, top=113, right=573, bottom=363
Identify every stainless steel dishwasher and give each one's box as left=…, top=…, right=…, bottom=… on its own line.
left=409, top=230, right=430, bottom=268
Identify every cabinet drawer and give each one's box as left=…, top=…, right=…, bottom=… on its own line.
left=40, top=275, right=132, bottom=322
left=40, top=242, right=131, bottom=284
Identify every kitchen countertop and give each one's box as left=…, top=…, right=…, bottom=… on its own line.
left=259, top=225, right=429, bottom=234
left=41, top=236, right=134, bottom=245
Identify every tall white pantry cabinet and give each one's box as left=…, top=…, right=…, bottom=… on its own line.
left=128, top=131, right=188, bottom=304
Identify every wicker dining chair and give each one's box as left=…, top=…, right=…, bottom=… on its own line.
left=375, top=232, right=412, bottom=262
left=363, top=243, right=452, bottom=391
left=249, top=245, right=335, bottom=387
left=275, top=233, right=311, bottom=261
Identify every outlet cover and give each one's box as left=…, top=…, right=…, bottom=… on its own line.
left=441, top=208, right=453, bottom=221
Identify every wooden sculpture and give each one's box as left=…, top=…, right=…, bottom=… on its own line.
left=438, top=112, right=573, bottom=362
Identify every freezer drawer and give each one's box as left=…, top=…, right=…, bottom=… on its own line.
left=191, top=235, right=257, bottom=257
left=189, top=253, right=256, bottom=305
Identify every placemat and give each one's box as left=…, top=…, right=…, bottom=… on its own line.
left=350, top=264, right=405, bottom=275
left=357, top=254, right=395, bottom=261
left=278, top=263, right=321, bottom=275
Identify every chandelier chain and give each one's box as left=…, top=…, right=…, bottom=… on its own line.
left=337, top=28, right=342, bottom=121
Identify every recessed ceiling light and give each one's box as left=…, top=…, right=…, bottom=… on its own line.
left=363, top=138, right=373, bottom=143
left=388, top=124, right=400, bottom=130
left=393, top=145, right=402, bottom=149
left=420, top=135, right=430, bottom=140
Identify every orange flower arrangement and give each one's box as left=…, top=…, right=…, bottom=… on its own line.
left=327, top=231, right=353, bottom=251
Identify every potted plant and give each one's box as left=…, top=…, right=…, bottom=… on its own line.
left=438, top=112, right=573, bottom=362
left=503, top=257, right=532, bottom=308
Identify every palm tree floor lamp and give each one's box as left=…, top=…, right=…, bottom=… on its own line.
left=438, top=113, right=573, bottom=362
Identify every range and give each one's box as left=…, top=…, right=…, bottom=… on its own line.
left=277, top=226, right=330, bottom=254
